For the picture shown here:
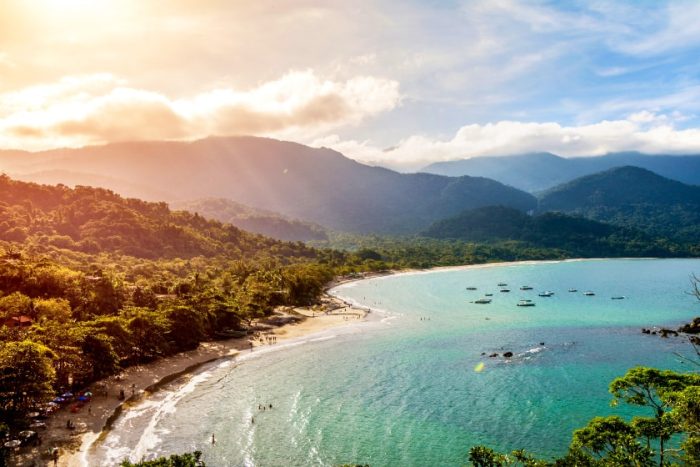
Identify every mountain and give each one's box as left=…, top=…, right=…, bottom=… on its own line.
left=422, top=152, right=700, bottom=192
left=0, top=174, right=317, bottom=260
left=173, top=198, right=328, bottom=242
left=538, top=166, right=700, bottom=242
left=0, top=136, right=537, bottom=234
left=421, top=205, right=679, bottom=258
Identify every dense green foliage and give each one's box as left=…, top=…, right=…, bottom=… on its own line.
left=538, top=167, right=700, bottom=242
left=120, top=450, right=205, bottom=466
left=420, top=206, right=693, bottom=258
left=0, top=136, right=537, bottom=234
left=423, top=152, right=700, bottom=192
left=469, top=367, right=700, bottom=466
left=174, top=197, right=328, bottom=242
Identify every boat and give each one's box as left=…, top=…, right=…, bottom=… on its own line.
left=611, top=296, right=626, bottom=300
left=568, top=288, right=577, bottom=292
left=485, top=293, right=493, bottom=297
left=466, top=287, right=477, bottom=290
left=520, top=286, right=533, bottom=290
left=474, top=298, right=492, bottom=304
left=517, top=299, right=535, bottom=307
left=497, top=282, right=508, bottom=287
left=538, top=291, right=554, bottom=297
left=500, top=289, right=511, bottom=293
left=584, top=291, right=595, bottom=296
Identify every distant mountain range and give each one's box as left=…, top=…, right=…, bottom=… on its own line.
left=421, top=205, right=681, bottom=258
left=173, top=198, right=328, bottom=242
left=422, top=152, right=700, bottom=192
left=538, top=166, right=700, bottom=242
left=0, top=136, right=536, bottom=234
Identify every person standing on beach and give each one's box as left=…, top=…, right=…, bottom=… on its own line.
left=211, top=433, right=216, bottom=444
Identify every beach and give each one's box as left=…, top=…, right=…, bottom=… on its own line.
left=8, top=294, right=368, bottom=467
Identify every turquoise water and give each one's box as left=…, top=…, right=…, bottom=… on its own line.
left=93, top=259, right=700, bottom=466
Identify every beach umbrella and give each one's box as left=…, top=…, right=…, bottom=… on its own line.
left=29, top=422, right=46, bottom=429
left=84, top=391, right=93, bottom=397
left=52, top=397, right=65, bottom=403
left=77, top=395, right=89, bottom=402
left=61, top=392, right=73, bottom=398
left=27, top=411, right=41, bottom=418
left=18, top=431, right=35, bottom=439
left=3, top=440, right=21, bottom=449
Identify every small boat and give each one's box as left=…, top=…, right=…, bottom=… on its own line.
left=485, top=293, right=493, bottom=297
left=474, top=298, right=492, bottom=304
left=568, top=288, right=577, bottom=292
left=611, top=296, right=626, bottom=300
left=500, top=289, right=511, bottom=293
left=497, top=282, right=508, bottom=287
left=517, top=299, right=535, bottom=307
left=584, top=291, right=595, bottom=296
left=538, top=291, right=554, bottom=297
left=466, top=287, right=477, bottom=290
left=520, top=286, right=533, bottom=290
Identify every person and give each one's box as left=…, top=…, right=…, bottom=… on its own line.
left=52, top=447, right=59, bottom=466
left=211, top=433, right=216, bottom=444
left=269, top=403, right=272, bottom=409
left=251, top=416, right=255, bottom=424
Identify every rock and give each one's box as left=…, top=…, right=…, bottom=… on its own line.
left=651, top=331, right=657, bottom=335
left=489, top=353, right=498, bottom=358
left=678, top=317, right=700, bottom=334
left=503, top=351, right=513, bottom=358
left=660, top=328, right=679, bottom=338
left=641, top=328, right=651, bottom=334
left=481, top=352, right=486, bottom=356
left=539, top=342, right=545, bottom=346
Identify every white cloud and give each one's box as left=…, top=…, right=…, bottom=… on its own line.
left=314, top=113, right=700, bottom=171
left=0, top=71, right=401, bottom=150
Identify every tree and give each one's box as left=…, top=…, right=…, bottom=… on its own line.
left=570, top=416, right=653, bottom=466
left=0, top=340, right=56, bottom=416
left=120, top=450, right=206, bottom=466
left=609, top=367, right=700, bottom=465
left=0, top=291, right=32, bottom=319
left=34, top=297, right=72, bottom=323
left=81, top=333, right=120, bottom=381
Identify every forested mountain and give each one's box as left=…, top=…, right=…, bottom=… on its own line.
left=538, top=166, right=700, bottom=242
left=0, top=175, right=317, bottom=260
left=422, top=152, right=700, bottom=192
left=173, top=198, right=328, bottom=242
left=421, top=205, right=684, bottom=258
left=0, top=136, right=536, bottom=234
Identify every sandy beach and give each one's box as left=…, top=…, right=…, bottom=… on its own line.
left=8, top=294, right=367, bottom=467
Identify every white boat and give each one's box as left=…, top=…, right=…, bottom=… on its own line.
left=520, top=286, right=533, bottom=290
left=538, top=291, right=554, bottom=297
left=474, top=298, right=492, bottom=304
left=485, top=293, right=493, bottom=296
left=568, top=288, right=577, bottom=292
left=517, top=299, right=535, bottom=307
left=500, top=289, right=511, bottom=293
left=584, top=291, right=595, bottom=296
left=497, top=282, right=508, bottom=287
left=611, top=296, right=625, bottom=300
left=466, top=287, right=477, bottom=290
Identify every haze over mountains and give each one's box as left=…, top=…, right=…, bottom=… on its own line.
left=0, top=136, right=536, bottom=235
left=422, top=152, right=700, bottom=192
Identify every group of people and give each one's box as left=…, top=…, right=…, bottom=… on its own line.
left=419, top=317, right=431, bottom=321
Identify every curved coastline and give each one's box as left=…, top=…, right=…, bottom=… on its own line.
left=43, top=257, right=674, bottom=466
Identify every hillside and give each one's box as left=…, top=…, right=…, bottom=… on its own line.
left=0, top=136, right=537, bottom=234
left=421, top=205, right=681, bottom=258
left=0, top=175, right=317, bottom=260
left=538, top=166, right=700, bottom=241
left=422, top=152, right=700, bottom=192
left=173, top=198, right=328, bottom=242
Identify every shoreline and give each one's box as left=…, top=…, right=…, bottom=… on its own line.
left=10, top=294, right=368, bottom=467
left=17, top=257, right=672, bottom=466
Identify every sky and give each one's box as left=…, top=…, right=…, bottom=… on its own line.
left=2, top=0, right=700, bottom=170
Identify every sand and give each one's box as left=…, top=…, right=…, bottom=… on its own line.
left=8, top=294, right=367, bottom=467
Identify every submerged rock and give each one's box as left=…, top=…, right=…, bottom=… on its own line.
left=503, top=351, right=513, bottom=358
left=678, top=317, right=700, bottom=334
left=489, top=353, right=498, bottom=358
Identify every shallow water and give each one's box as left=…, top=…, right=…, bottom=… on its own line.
left=91, top=259, right=700, bottom=466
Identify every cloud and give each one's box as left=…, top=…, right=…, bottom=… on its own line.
left=313, top=113, right=700, bottom=171
left=0, top=71, right=400, bottom=149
